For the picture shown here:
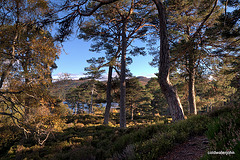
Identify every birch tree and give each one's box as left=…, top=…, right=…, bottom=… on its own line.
left=0, top=0, right=62, bottom=145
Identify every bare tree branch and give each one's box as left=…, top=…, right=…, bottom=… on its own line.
left=191, top=0, right=219, bottom=40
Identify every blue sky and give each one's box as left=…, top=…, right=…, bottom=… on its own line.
left=52, top=36, right=158, bottom=80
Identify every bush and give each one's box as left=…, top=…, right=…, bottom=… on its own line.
left=114, top=115, right=210, bottom=159
left=203, top=106, right=240, bottom=160
left=55, top=145, right=96, bottom=160
left=0, top=125, right=22, bottom=158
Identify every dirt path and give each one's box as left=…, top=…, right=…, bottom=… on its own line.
left=158, top=135, right=209, bottom=160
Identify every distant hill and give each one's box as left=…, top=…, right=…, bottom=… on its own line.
left=136, top=76, right=151, bottom=86
left=49, top=77, right=151, bottom=100
left=49, top=80, right=87, bottom=100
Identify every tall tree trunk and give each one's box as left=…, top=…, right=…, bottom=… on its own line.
left=188, top=53, right=197, bottom=115
left=186, top=0, right=218, bottom=115
left=153, top=0, right=185, bottom=122
left=103, top=65, right=113, bottom=125
left=75, top=103, right=78, bottom=114
left=120, top=19, right=127, bottom=128
left=90, top=88, right=93, bottom=113
left=131, top=104, right=134, bottom=121
left=24, top=77, right=30, bottom=116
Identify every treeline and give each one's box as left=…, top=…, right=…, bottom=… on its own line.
left=65, top=72, right=237, bottom=120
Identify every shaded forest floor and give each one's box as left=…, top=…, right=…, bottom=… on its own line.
left=0, top=103, right=240, bottom=160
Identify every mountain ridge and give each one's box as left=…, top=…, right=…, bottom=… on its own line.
left=49, top=76, right=152, bottom=99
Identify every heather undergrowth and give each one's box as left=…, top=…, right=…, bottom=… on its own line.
left=201, top=104, right=240, bottom=160
left=1, top=104, right=239, bottom=160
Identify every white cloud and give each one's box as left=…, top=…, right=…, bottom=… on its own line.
left=52, top=71, right=156, bottom=82
left=52, top=72, right=85, bottom=80
left=144, top=73, right=157, bottom=78
left=98, top=72, right=119, bottom=81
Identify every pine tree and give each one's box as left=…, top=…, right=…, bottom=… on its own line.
left=146, top=78, right=168, bottom=116
left=66, top=80, right=106, bottom=114
left=83, top=57, right=106, bottom=113
left=204, top=0, right=240, bottom=104
left=164, top=0, right=222, bottom=115
left=77, top=0, right=156, bottom=127
left=125, top=77, right=145, bottom=120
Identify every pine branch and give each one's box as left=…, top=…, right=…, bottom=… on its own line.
left=191, top=0, right=219, bottom=40
left=76, top=0, right=118, bottom=16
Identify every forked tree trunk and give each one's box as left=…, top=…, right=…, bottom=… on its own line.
left=153, top=0, right=185, bottom=122
left=103, top=65, right=113, bottom=124
left=120, top=19, right=127, bottom=128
